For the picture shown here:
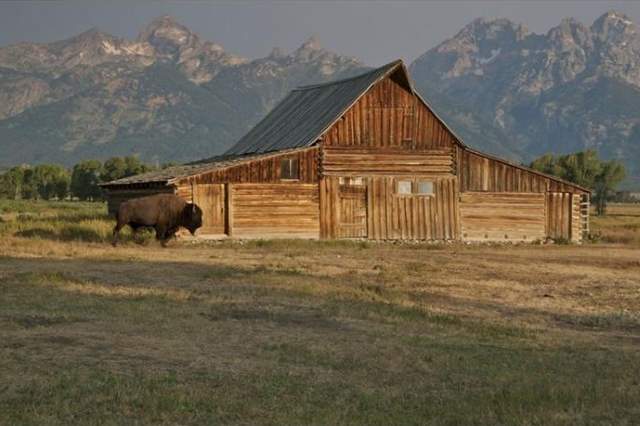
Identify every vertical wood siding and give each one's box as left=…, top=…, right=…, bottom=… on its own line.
left=459, top=150, right=587, bottom=194
left=320, top=176, right=459, bottom=240
left=175, top=147, right=320, bottom=187
left=191, top=184, right=225, bottom=234
left=322, top=76, right=457, bottom=150
left=546, top=192, right=577, bottom=241
left=337, top=185, right=367, bottom=238
left=460, top=192, right=546, bottom=242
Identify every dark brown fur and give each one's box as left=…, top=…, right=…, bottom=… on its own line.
left=112, top=194, right=203, bottom=247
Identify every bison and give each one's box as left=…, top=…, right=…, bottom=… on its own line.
left=112, top=194, right=203, bottom=247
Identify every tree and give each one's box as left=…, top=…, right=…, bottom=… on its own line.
left=0, top=166, right=25, bottom=199
left=71, top=160, right=103, bottom=200
left=124, top=156, right=153, bottom=176
left=161, top=161, right=178, bottom=169
left=593, top=160, right=626, bottom=216
left=101, top=157, right=128, bottom=183
left=33, top=164, right=70, bottom=200
left=530, top=151, right=626, bottom=216
left=21, top=167, right=38, bottom=199
left=530, top=154, right=563, bottom=177
left=557, top=150, right=601, bottom=189
left=102, top=156, right=154, bottom=183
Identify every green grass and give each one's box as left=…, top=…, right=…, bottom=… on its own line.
left=0, top=199, right=154, bottom=244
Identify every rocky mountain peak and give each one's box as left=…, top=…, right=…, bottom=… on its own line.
left=300, top=35, right=322, bottom=51
left=410, top=11, right=640, bottom=186
left=267, top=47, right=286, bottom=59
left=591, top=10, right=638, bottom=44
left=547, top=17, right=592, bottom=49
left=138, top=15, right=197, bottom=56
left=52, top=27, right=117, bottom=49
left=451, top=17, right=529, bottom=49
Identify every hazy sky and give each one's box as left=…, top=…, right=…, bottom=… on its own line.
left=1, top=1, right=639, bottom=65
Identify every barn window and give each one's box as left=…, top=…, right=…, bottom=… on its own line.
left=339, top=176, right=364, bottom=186
left=416, top=180, right=434, bottom=195
left=280, top=158, right=299, bottom=180
left=397, top=180, right=412, bottom=195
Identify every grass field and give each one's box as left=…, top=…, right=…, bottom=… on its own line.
left=1, top=200, right=639, bottom=425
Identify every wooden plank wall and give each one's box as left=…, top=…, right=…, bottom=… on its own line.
left=320, top=176, right=459, bottom=240
left=176, top=147, right=319, bottom=187
left=546, top=192, right=575, bottom=241
left=322, top=147, right=453, bottom=177
left=370, top=176, right=459, bottom=240
left=104, top=186, right=175, bottom=216
left=231, top=183, right=319, bottom=238
left=322, top=75, right=457, bottom=150
left=337, top=185, right=367, bottom=238
left=460, top=192, right=546, bottom=242
left=192, top=184, right=225, bottom=234
left=459, top=150, right=586, bottom=194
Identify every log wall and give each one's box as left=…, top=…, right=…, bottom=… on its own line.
left=231, top=183, right=319, bottom=238
left=460, top=192, right=546, bottom=242
left=572, top=194, right=582, bottom=242
left=321, top=147, right=454, bottom=177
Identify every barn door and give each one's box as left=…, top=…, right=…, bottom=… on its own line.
left=192, top=183, right=225, bottom=234
left=338, top=185, right=367, bottom=238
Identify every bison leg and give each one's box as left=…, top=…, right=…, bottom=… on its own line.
left=129, top=224, right=144, bottom=244
left=155, top=225, right=168, bottom=245
left=112, top=222, right=126, bottom=247
left=165, top=227, right=179, bottom=246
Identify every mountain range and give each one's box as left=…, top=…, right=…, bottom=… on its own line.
left=0, top=12, right=638, bottom=187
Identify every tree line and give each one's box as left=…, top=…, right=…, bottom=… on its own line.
left=529, top=150, right=625, bottom=216
left=0, top=156, right=172, bottom=201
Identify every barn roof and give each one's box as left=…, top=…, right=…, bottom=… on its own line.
left=224, top=60, right=405, bottom=156
left=99, top=148, right=305, bottom=188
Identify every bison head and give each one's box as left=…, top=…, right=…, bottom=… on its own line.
left=182, top=203, right=203, bottom=235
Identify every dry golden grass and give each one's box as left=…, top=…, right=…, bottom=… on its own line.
left=591, top=202, right=640, bottom=245
left=1, top=200, right=640, bottom=424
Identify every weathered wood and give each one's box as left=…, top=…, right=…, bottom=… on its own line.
left=189, top=183, right=225, bottom=234
left=460, top=192, right=546, bottom=242
left=175, top=147, right=320, bottom=187
left=337, top=185, right=367, bottom=238
left=231, top=184, right=319, bottom=238
left=546, top=192, right=578, bottom=241
left=322, top=77, right=457, bottom=150
left=225, top=183, right=233, bottom=237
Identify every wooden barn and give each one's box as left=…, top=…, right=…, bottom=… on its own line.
left=101, top=60, right=590, bottom=242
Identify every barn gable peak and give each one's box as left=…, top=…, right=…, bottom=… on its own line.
left=224, top=60, right=412, bottom=157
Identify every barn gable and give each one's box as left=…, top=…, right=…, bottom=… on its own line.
left=224, top=61, right=403, bottom=156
